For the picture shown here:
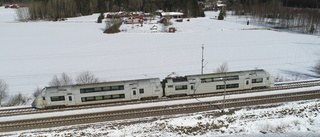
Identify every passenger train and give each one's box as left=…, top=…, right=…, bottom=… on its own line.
left=33, top=69, right=275, bottom=109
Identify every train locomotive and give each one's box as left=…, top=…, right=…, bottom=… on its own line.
left=33, top=69, right=275, bottom=109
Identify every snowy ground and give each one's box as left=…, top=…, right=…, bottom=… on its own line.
left=1, top=99, right=319, bottom=137
left=1, top=7, right=320, bottom=97
left=1, top=8, right=320, bottom=136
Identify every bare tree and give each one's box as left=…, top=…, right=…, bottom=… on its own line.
left=76, top=71, right=99, bottom=84
left=49, top=75, right=61, bottom=86
left=48, top=72, right=73, bottom=86
left=33, top=87, right=42, bottom=98
left=215, top=62, right=229, bottom=73
left=60, top=72, right=73, bottom=85
left=5, top=93, right=28, bottom=107
left=314, top=60, right=320, bottom=76
left=0, top=79, right=8, bottom=105
left=16, top=7, right=30, bottom=21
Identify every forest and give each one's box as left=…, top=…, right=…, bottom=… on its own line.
left=227, top=0, right=320, bottom=34
left=10, top=0, right=205, bottom=21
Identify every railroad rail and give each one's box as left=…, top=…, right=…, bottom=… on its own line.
left=0, top=89, right=319, bottom=132
left=1, top=79, right=320, bottom=118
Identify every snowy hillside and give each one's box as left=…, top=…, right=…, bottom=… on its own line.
left=1, top=7, right=320, bottom=98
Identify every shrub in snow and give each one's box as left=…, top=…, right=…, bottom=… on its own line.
left=104, top=19, right=122, bottom=34
left=33, top=87, right=42, bottom=98
left=314, top=60, right=320, bottom=76
left=218, top=10, right=224, bottom=20
left=4, top=93, right=28, bottom=106
left=0, top=79, right=8, bottom=102
left=97, top=13, right=104, bottom=23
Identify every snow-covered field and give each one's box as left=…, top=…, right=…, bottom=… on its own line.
left=1, top=7, right=319, bottom=97
left=1, top=7, right=320, bottom=136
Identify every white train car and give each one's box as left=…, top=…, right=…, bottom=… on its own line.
left=33, top=78, right=163, bottom=109
left=164, top=69, right=274, bottom=96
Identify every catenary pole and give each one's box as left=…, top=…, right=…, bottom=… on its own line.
left=201, top=45, right=204, bottom=74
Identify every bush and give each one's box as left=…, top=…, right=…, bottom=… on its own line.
left=5, top=93, right=28, bottom=107
left=97, top=12, right=104, bottom=23
left=218, top=10, right=224, bottom=20
left=104, top=19, right=122, bottom=34
left=0, top=79, right=8, bottom=103
left=33, top=87, right=42, bottom=98
left=314, top=60, right=320, bottom=76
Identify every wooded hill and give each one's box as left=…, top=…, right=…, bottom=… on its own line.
left=24, top=0, right=205, bottom=21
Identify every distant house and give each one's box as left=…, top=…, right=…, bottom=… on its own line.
left=106, top=11, right=127, bottom=18
left=156, top=10, right=184, bottom=23
left=160, top=12, right=184, bottom=19
left=216, top=1, right=226, bottom=9
left=125, top=15, right=144, bottom=24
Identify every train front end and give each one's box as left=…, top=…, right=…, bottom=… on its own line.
left=32, top=88, right=46, bottom=109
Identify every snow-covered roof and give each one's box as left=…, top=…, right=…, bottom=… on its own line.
left=161, top=12, right=184, bottom=16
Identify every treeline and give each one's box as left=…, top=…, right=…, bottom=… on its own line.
left=227, top=0, right=320, bottom=34
left=26, top=0, right=204, bottom=21
left=227, top=0, right=320, bottom=9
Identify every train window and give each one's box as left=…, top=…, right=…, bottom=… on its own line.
left=81, top=94, right=125, bottom=102
left=227, top=75, right=239, bottom=81
left=216, top=84, right=239, bottom=90
left=104, top=95, right=112, bottom=99
left=43, top=97, right=45, bottom=100
left=50, top=96, right=65, bottom=102
left=86, top=97, right=95, bottom=101
left=252, top=78, right=263, bottom=83
left=96, top=96, right=103, bottom=101
left=139, top=89, right=144, bottom=94
left=267, top=77, right=269, bottom=80
left=80, top=85, right=124, bottom=94
left=246, top=80, right=249, bottom=85
left=201, top=76, right=239, bottom=83
left=175, top=85, right=188, bottom=90
left=113, top=94, right=120, bottom=98
left=168, top=85, right=174, bottom=88
left=94, top=87, right=102, bottom=92
left=191, top=85, right=194, bottom=90
left=133, top=90, right=136, bottom=95
left=68, top=96, right=72, bottom=101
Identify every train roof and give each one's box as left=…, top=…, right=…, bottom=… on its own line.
left=185, top=69, right=267, bottom=77
left=44, top=77, right=160, bottom=89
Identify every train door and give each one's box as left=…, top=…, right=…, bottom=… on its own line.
left=67, top=95, right=76, bottom=106
left=131, top=89, right=139, bottom=100
left=244, top=79, right=251, bottom=89
left=190, top=84, right=195, bottom=95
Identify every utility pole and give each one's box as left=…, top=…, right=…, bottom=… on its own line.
left=222, top=72, right=227, bottom=113
left=201, top=45, right=204, bottom=74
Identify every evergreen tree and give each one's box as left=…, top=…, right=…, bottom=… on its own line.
left=218, top=10, right=224, bottom=20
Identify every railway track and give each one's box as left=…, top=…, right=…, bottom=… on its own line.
left=1, top=79, right=320, bottom=118
left=1, top=89, right=319, bottom=132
